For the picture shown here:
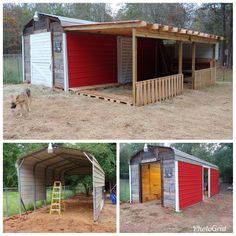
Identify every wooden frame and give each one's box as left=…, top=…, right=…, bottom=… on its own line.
left=191, top=42, right=196, bottom=88
left=132, top=29, right=137, bottom=105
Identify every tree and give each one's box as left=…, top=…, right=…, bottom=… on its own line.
left=171, top=143, right=233, bottom=183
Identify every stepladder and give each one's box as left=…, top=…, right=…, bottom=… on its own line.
left=50, top=181, right=65, bottom=215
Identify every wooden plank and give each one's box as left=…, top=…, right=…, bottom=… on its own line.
left=178, top=41, right=183, bottom=74
left=144, top=81, right=147, bottom=105
left=132, top=29, right=137, bottom=105
left=191, top=42, right=196, bottom=89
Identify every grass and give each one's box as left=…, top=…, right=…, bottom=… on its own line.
left=120, top=179, right=130, bottom=202
left=216, top=67, right=232, bottom=82
left=3, top=56, right=22, bottom=84
left=3, top=186, right=85, bottom=217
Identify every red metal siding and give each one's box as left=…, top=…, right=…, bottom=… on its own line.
left=178, top=161, right=203, bottom=209
left=67, top=33, right=117, bottom=88
left=137, top=38, right=156, bottom=81
left=210, top=169, right=219, bottom=197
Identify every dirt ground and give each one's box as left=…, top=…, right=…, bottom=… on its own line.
left=3, top=194, right=116, bottom=233
left=120, top=190, right=233, bottom=233
left=3, top=82, right=232, bottom=139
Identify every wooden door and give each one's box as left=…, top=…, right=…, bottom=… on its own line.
left=141, top=163, right=161, bottom=202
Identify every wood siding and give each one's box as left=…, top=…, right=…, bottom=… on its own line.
left=141, top=163, right=161, bottom=202
left=162, top=159, right=175, bottom=208
left=135, top=74, right=183, bottom=106
left=67, top=33, right=117, bottom=88
left=193, top=67, right=216, bottom=89
left=178, top=161, right=203, bottom=209
left=23, top=17, right=64, bottom=88
left=210, top=168, right=219, bottom=197
left=117, top=36, right=132, bottom=84
left=130, top=164, right=140, bottom=202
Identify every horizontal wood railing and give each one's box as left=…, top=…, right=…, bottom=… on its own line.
left=135, top=74, right=183, bottom=106
left=193, top=67, right=216, bottom=90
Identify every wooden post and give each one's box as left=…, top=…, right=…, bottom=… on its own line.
left=132, top=28, right=137, bottom=105
left=178, top=41, right=183, bottom=74
left=191, top=42, right=196, bottom=89
left=212, top=44, right=216, bottom=67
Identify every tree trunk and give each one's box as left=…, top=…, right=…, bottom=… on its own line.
left=220, top=3, right=226, bottom=67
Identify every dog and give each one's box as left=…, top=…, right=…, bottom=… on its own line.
left=11, top=88, right=32, bottom=116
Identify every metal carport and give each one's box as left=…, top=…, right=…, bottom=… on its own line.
left=15, top=146, right=105, bottom=221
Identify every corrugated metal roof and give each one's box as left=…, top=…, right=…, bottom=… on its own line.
left=173, top=148, right=219, bottom=169
left=37, top=12, right=95, bottom=26
left=129, top=145, right=218, bottom=169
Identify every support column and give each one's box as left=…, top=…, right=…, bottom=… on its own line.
left=132, top=29, right=137, bottom=105
left=212, top=44, right=216, bottom=67
left=178, top=41, right=183, bottom=74
left=191, top=42, right=196, bottom=89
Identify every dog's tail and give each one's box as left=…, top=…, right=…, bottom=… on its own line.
left=25, top=88, right=31, bottom=97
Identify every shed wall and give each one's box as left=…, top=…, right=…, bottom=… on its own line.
left=67, top=33, right=117, bottom=88
left=210, top=168, right=219, bottom=197
left=130, top=164, right=140, bottom=202
left=162, top=159, right=175, bottom=208
left=178, top=161, right=202, bottom=209
left=23, top=17, right=65, bottom=89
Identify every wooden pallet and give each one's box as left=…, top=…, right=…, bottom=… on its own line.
left=78, top=90, right=133, bottom=106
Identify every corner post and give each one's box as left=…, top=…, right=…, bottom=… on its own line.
left=63, top=33, right=69, bottom=92
left=129, top=165, right=132, bottom=203
left=208, top=168, right=211, bottom=198
left=191, top=42, right=196, bottom=89
left=22, top=36, right=25, bottom=82
left=175, top=160, right=180, bottom=212
left=132, top=28, right=137, bottom=105
left=178, top=41, right=183, bottom=74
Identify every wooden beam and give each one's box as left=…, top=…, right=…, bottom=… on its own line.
left=64, top=21, right=147, bottom=31
left=178, top=41, right=183, bottom=74
left=135, top=28, right=218, bottom=44
left=132, top=28, right=137, bottom=105
left=192, top=42, right=196, bottom=89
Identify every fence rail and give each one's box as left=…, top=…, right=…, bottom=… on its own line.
left=135, top=74, right=183, bottom=106
left=193, top=67, right=216, bottom=90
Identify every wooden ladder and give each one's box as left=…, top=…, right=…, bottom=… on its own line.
left=50, top=181, right=62, bottom=215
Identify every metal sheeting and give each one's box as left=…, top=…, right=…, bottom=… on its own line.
left=178, top=161, right=203, bottom=209
left=66, top=33, right=117, bottom=88
left=16, top=147, right=105, bottom=221
left=173, top=148, right=218, bottom=169
left=30, top=32, right=53, bottom=87
left=210, top=168, right=219, bottom=197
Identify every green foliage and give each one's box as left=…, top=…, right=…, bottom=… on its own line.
left=120, top=143, right=164, bottom=178
left=171, top=143, right=233, bottom=183
left=3, top=56, right=22, bottom=84
left=3, top=143, right=116, bottom=188
left=120, top=179, right=130, bottom=202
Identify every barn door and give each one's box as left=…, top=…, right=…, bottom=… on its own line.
left=117, top=36, right=132, bottom=84
left=30, top=32, right=53, bottom=87
left=141, top=163, right=161, bottom=202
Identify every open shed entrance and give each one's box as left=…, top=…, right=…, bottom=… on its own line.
left=16, top=146, right=105, bottom=221
left=203, top=167, right=210, bottom=199
left=141, top=162, right=162, bottom=203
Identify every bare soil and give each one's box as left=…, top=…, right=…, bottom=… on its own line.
left=3, top=194, right=116, bottom=233
left=3, top=82, right=232, bottom=139
left=120, top=190, right=233, bottom=233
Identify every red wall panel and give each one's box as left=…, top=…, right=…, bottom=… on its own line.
left=137, top=38, right=156, bottom=81
left=178, top=162, right=203, bottom=209
left=210, top=169, right=219, bottom=197
left=67, top=33, right=117, bottom=88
